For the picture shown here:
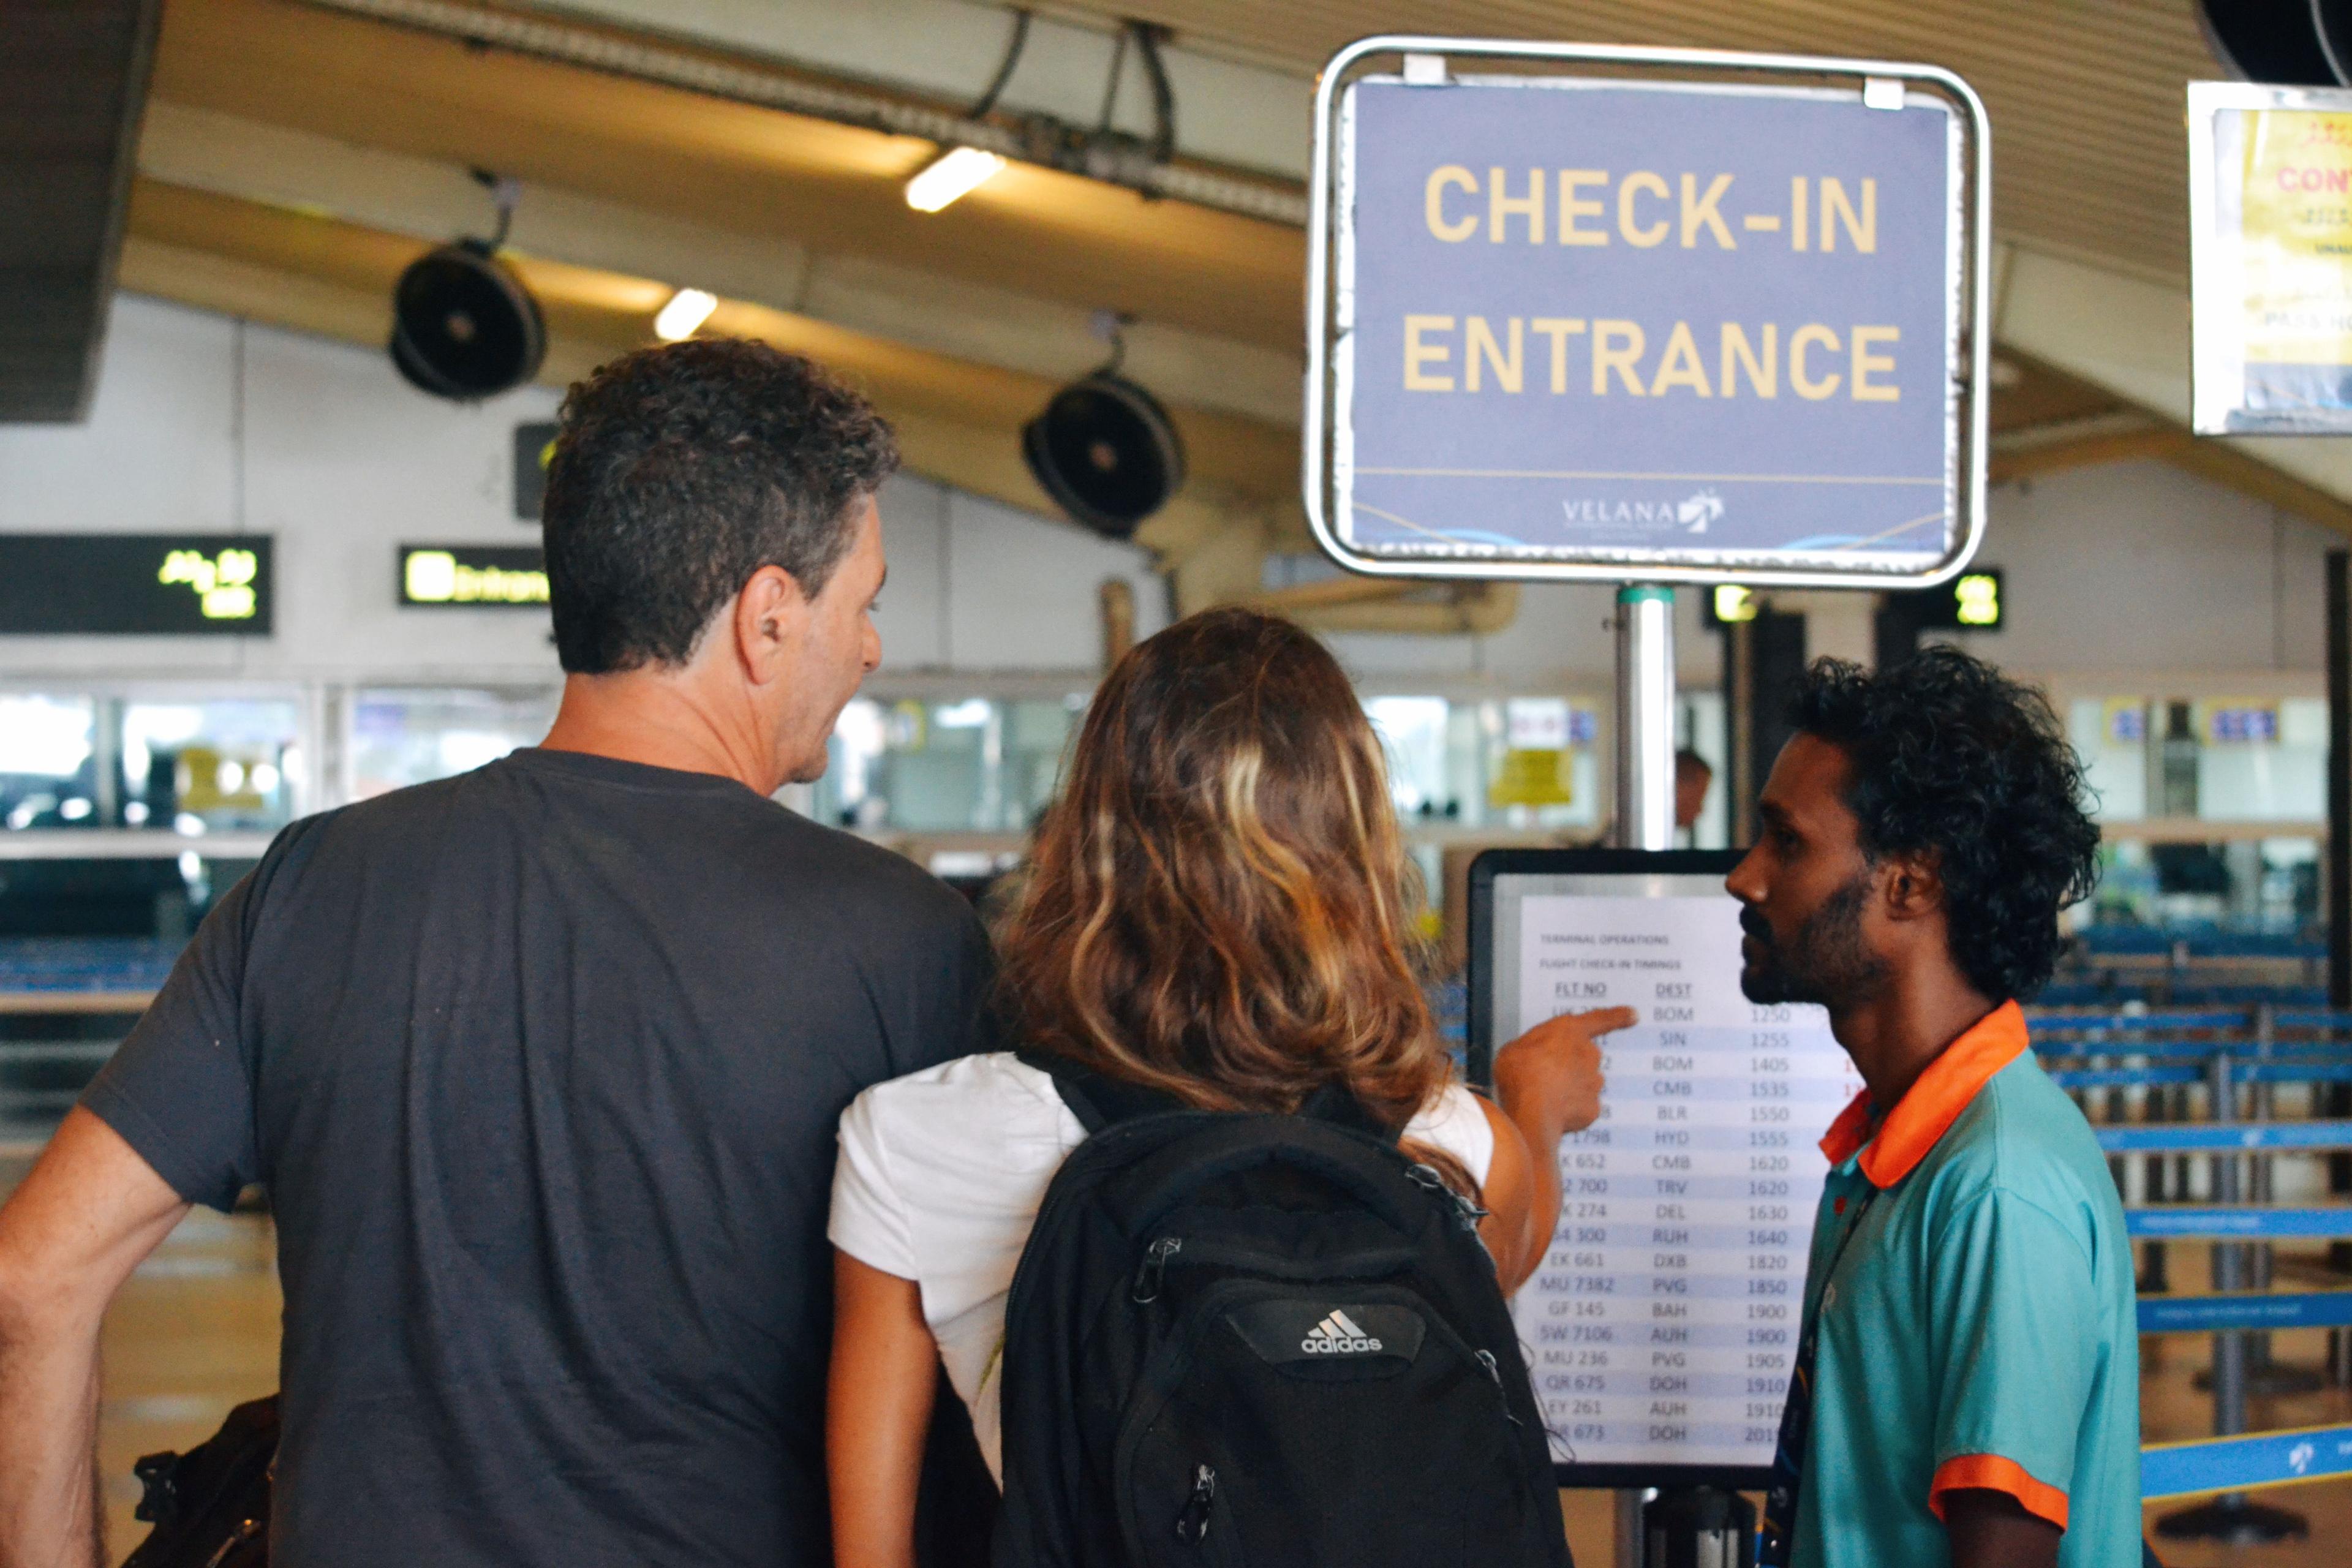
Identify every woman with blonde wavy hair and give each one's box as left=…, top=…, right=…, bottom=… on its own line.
left=824, top=609, right=1629, bottom=1566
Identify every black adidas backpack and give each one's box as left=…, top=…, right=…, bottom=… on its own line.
left=992, top=1052, right=1570, bottom=1568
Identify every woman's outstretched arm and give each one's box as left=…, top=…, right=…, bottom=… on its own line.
left=1477, top=1005, right=1634, bottom=1293
left=828, top=1250, right=940, bottom=1568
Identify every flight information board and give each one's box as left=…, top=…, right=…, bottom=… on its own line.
left=1467, top=849, right=1861, bottom=1488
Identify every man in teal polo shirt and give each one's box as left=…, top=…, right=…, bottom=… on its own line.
left=1727, top=649, right=2139, bottom=1568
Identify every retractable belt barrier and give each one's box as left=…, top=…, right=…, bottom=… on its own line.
left=2097, top=1120, right=2352, bottom=1152
left=2143, top=1424, right=2352, bottom=1502
left=2021, top=1003, right=2352, bottom=1532
left=2140, top=1292, right=2352, bottom=1333
left=2127, top=1206, right=2352, bottom=1239
left=2050, top=1066, right=2203, bottom=1090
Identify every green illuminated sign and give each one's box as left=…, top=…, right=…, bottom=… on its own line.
left=398, top=545, right=549, bottom=607
left=1952, top=571, right=2000, bottom=628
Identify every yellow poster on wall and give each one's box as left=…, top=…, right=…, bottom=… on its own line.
left=1488, top=747, right=1574, bottom=808
left=2239, top=110, right=2352, bottom=371
left=2189, top=84, right=2352, bottom=432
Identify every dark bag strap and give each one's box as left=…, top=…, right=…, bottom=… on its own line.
left=1014, top=1049, right=1395, bottom=1144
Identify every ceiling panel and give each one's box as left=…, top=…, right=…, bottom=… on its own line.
left=1047, top=0, right=2220, bottom=286
left=0, top=0, right=162, bottom=420
left=150, top=0, right=1308, bottom=348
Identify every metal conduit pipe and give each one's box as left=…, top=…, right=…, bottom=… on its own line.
left=288, top=0, right=1311, bottom=227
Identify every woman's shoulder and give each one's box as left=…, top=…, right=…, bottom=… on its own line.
left=843, top=1051, right=1078, bottom=1159
left=1403, top=1079, right=1498, bottom=1187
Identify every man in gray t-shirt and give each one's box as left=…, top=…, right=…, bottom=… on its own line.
left=0, top=340, right=990, bottom=1567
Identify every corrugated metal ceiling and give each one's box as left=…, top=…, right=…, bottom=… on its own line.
left=1048, top=1, right=2221, bottom=287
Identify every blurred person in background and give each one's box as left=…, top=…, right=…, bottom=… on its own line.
left=1730, top=649, right=2131, bottom=1568
left=1674, top=747, right=1713, bottom=840
left=0, top=340, right=992, bottom=1567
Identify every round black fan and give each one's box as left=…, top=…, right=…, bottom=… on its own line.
left=388, top=241, right=546, bottom=402
left=1020, top=373, right=1187, bottom=540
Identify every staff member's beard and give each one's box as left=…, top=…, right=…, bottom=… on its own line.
left=1740, top=870, right=1890, bottom=1008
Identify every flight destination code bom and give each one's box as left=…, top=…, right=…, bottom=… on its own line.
left=1505, top=895, right=1860, bottom=1469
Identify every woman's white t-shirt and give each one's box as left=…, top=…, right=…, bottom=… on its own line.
left=828, top=1052, right=1496, bottom=1482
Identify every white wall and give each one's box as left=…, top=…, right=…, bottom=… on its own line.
left=0, top=295, right=1164, bottom=687
left=2, top=295, right=2345, bottom=698
left=1330, top=459, right=2346, bottom=695
left=1953, top=459, right=2334, bottom=678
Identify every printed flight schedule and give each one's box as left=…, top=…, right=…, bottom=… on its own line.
left=1476, top=862, right=1860, bottom=1480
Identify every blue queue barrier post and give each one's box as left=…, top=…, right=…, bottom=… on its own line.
left=2154, top=1052, right=2309, bottom=1547
left=2143, top=1055, right=2173, bottom=1297
left=2241, top=1007, right=2327, bottom=1396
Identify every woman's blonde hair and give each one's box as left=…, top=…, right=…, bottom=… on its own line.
left=993, top=608, right=1449, bottom=1135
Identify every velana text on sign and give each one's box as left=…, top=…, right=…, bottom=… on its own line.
left=1305, top=39, right=1991, bottom=587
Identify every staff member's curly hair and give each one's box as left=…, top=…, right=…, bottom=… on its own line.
left=1789, top=647, right=2100, bottom=1002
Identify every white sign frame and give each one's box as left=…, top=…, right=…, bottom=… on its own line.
left=1303, top=36, right=1993, bottom=589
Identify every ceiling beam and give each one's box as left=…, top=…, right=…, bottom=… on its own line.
left=498, top=0, right=1314, bottom=182
left=135, top=100, right=1300, bottom=426
left=118, top=180, right=1373, bottom=619
left=0, top=0, right=162, bottom=421
left=124, top=178, right=1303, bottom=507
left=1994, top=243, right=2352, bottom=536
left=150, top=0, right=1306, bottom=347
left=1988, top=411, right=2176, bottom=483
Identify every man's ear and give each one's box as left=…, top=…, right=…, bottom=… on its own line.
left=1880, top=848, right=1945, bottom=923
left=731, top=564, right=805, bottom=684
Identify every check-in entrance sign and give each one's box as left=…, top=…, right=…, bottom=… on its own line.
left=1306, top=42, right=1990, bottom=586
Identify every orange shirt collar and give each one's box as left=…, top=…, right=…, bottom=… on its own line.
left=1817, top=1001, right=2029, bottom=1188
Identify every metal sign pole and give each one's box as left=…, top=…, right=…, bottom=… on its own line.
left=1615, top=586, right=1678, bottom=852
left=1616, top=582, right=1674, bottom=1560
left=1613, top=582, right=1674, bottom=1562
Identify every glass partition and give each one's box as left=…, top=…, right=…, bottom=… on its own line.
left=0, top=695, right=97, bottom=831
left=123, top=697, right=304, bottom=832
left=2067, top=698, right=2148, bottom=821
left=351, top=688, right=558, bottom=800
left=816, top=696, right=1083, bottom=834
left=2196, top=697, right=2326, bottom=821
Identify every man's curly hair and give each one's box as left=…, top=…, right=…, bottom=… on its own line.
left=1790, top=647, right=2100, bottom=1002
left=541, top=338, right=897, bottom=674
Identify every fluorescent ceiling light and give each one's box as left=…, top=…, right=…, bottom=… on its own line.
left=905, top=146, right=1006, bottom=213
left=654, top=287, right=718, bottom=341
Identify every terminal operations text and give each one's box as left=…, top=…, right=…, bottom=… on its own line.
left=1336, top=78, right=1960, bottom=568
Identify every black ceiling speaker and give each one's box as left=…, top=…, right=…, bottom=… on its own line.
left=2197, top=0, right=2339, bottom=84
left=389, top=240, right=546, bottom=401
left=1021, top=372, right=1186, bottom=540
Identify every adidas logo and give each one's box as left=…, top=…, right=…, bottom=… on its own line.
left=1300, top=1308, right=1384, bottom=1355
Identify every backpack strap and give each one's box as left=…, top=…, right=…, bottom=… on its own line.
left=1015, top=1049, right=1397, bottom=1145
left=1297, top=1080, right=1399, bottom=1145
left=1016, top=1049, right=1180, bottom=1134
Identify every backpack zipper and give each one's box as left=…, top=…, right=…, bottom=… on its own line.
left=1405, top=1163, right=1490, bottom=1233
left=1134, top=1235, right=1183, bottom=1302
left=1475, top=1348, right=1525, bottom=1427
left=1173, top=1463, right=1218, bottom=1544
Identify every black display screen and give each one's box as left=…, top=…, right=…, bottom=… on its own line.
left=514, top=421, right=559, bottom=521
left=0, top=534, right=273, bottom=635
